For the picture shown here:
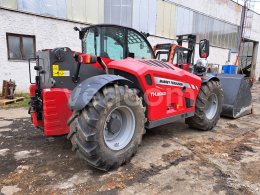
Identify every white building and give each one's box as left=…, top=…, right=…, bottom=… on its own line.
left=0, top=0, right=259, bottom=92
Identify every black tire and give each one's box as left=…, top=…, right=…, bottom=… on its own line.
left=185, top=80, right=223, bottom=131
left=68, top=84, right=145, bottom=171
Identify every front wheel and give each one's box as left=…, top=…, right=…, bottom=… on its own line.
left=68, top=84, right=145, bottom=171
left=185, top=80, right=223, bottom=131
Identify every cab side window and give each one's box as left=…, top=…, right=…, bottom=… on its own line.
left=83, top=27, right=124, bottom=60
left=84, top=29, right=98, bottom=55
left=101, top=27, right=124, bottom=60
left=127, top=30, right=153, bottom=59
left=172, top=53, right=177, bottom=64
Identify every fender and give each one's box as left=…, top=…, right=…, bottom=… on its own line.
left=69, top=74, right=130, bottom=111
left=201, top=73, right=219, bottom=84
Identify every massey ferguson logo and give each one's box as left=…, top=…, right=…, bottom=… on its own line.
left=150, top=92, right=167, bottom=97
left=154, top=77, right=191, bottom=88
left=159, top=79, right=183, bottom=86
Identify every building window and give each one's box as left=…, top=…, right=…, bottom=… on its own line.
left=6, top=33, right=36, bottom=60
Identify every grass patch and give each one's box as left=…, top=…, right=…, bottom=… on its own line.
left=0, top=93, right=30, bottom=109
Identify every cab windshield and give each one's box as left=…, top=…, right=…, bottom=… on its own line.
left=82, top=26, right=154, bottom=60
left=173, top=49, right=189, bottom=64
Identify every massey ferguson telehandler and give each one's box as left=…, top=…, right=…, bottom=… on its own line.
left=29, top=24, right=224, bottom=171
left=154, top=34, right=252, bottom=119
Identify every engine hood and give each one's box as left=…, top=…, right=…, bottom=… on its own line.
left=106, top=58, right=201, bottom=85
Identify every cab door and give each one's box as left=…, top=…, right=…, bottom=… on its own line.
left=172, top=48, right=190, bottom=71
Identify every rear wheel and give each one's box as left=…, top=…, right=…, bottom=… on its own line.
left=68, top=84, right=145, bottom=171
left=185, top=80, right=223, bottom=131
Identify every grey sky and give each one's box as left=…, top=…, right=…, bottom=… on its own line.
left=232, top=0, right=260, bottom=14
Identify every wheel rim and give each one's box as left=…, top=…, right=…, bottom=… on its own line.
left=205, top=93, right=218, bottom=120
left=104, top=106, right=136, bottom=151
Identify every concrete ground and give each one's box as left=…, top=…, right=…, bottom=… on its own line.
left=0, top=83, right=260, bottom=195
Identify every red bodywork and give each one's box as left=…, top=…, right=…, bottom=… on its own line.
left=106, top=58, right=201, bottom=121
left=30, top=85, right=72, bottom=136
left=30, top=57, right=201, bottom=136
left=175, top=63, right=190, bottom=71
left=42, top=88, right=72, bottom=136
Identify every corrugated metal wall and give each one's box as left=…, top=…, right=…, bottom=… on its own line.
left=176, top=6, right=193, bottom=35
left=104, top=0, right=133, bottom=27
left=104, top=0, right=156, bottom=34
left=132, top=0, right=156, bottom=34
left=67, top=0, right=104, bottom=23
left=17, top=0, right=67, bottom=18
left=156, top=0, right=176, bottom=39
left=0, top=0, right=104, bottom=23
left=175, top=4, right=238, bottom=49
left=0, top=0, right=17, bottom=9
left=0, top=0, right=239, bottom=49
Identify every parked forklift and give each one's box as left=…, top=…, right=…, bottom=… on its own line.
left=154, top=34, right=252, bottom=119
left=29, top=25, right=224, bottom=171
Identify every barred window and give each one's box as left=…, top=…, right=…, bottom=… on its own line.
left=6, top=33, right=36, bottom=60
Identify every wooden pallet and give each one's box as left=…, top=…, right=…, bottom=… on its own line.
left=0, top=97, right=25, bottom=106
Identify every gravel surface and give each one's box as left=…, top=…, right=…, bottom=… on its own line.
left=0, top=83, right=260, bottom=195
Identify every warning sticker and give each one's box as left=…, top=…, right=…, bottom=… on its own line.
left=52, top=64, right=59, bottom=71
left=52, top=64, right=70, bottom=77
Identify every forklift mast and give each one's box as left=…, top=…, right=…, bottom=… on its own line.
left=176, top=34, right=196, bottom=65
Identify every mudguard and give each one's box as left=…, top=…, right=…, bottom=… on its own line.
left=201, top=73, right=219, bottom=83
left=69, top=74, right=130, bottom=111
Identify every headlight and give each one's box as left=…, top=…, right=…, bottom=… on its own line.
left=195, top=59, right=207, bottom=75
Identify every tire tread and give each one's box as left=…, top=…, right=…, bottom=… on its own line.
left=68, top=84, right=145, bottom=171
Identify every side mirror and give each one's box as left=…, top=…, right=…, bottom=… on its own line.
left=73, top=26, right=80, bottom=31
left=199, top=39, right=209, bottom=58
left=74, top=53, right=97, bottom=64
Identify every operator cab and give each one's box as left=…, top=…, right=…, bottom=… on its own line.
left=171, top=47, right=190, bottom=71
left=154, top=43, right=171, bottom=62
left=154, top=44, right=191, bottom=71
left=79, top=24, right=155, bottom=60
left=154, top=35, right=210, bottom=74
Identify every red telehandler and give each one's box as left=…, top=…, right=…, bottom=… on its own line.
left=28, top=25, right=223, bottom=170
left=154, top=34, right=252, bottom=119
